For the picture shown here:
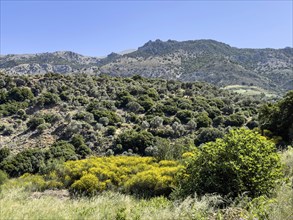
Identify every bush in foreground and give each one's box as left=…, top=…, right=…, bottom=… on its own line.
left=180, top=128, right=283, bottom=198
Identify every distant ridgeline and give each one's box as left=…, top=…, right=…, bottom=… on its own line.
left=1, top=39, right=292, bottom=94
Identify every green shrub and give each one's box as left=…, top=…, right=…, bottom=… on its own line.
left=138, top=95, right=154, bottom=111
left=180, top=128, right=283, bottom=198
left=7, top=87, right=34, bottom=102
left=195, top=112, right=212, bottom=128
left=0, top=149, right=46, bottom=177
left=27, top=117, right=45, bottom=130
left=73, top=111, right=94, bottom=123
left=49, top=141, right=77, bottom=161
left=36, top=123, right=49, bottom=133
left=37, top=92, right=60, bottom=107
left=92, top=110, right=121, bottom=125
left=115, top=130, right=154, bottom=155
left=259, top=90, right=293, bottom=143
left=194, top=127, right=224, bottom=146
left=0, top=101, right=29, bottom=116
left=176, top=110, right=194, bottom=124
left=224, top=113, right=246, bottom=127
left=0, top=89, right=7, bottom=104
left=162, top=105, right=178, bottom=116
left=71, top=134, right=91, bottom=158
left=42, top=113, right=61, bottom=124
left=2, top=126, right=14, bottom=136
left=106, top=126, right=116, bottom=136
left=0, top=147, right=10, bottom=163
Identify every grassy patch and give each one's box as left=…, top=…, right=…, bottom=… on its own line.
left=223, top=85, right=277, bottom=97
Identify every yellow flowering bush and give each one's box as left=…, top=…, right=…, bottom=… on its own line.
left=62, top=156, right=183, bottom=196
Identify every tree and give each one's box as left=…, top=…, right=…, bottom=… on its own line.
left=224, top=113, right=246, bottom=127
left=37, top=92, right=60, bottom=107
left=180, top=128, right=282, bottom=198
left=194, top=127, right=224, bottom=146
left=259, top=90, right=293, bottom=144
left=0, top=149, right=46, bottom=177
left=49, top=141, right=77, bottom=161
left=195, top=112, right=212, bottom=128
left=0, top=147, right=10, bottom=163
left=7, top=87, right=34, bottom=102
left=176, top=110, right=194, bottom=124
left=115, top=130, right=154, bottom=155
left=71, top=134, right=91, bottom=158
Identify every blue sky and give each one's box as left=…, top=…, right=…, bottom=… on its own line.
left=1, top=1, right=292, bottom=56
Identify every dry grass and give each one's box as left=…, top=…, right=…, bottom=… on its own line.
left=0, top=187, right=223, bottom=220
left=1, top=148, right=292, bottom=220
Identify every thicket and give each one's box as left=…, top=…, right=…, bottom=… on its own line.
left=0, top=137, right=91, bottom=177
left=0, top=72, right=265, bottom=156
left=0, top=73, right=292, bottom=219
left=3, top=156, right=183, bottom=197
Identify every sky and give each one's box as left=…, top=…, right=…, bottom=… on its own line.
left=0, top=1, right=292, bottom=56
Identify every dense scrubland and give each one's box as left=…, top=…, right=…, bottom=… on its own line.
left=0, top=72, right=292, bottom=219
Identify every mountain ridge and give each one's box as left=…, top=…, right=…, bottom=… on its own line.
left=1, top=39, right=292, bottom=94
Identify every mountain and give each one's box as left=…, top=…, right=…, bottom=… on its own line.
left=1, top=39, right=292, bottom=93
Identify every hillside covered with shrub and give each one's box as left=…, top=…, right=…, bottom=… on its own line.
left=0, top=72, right=265, bottom=158
left=0, top=72, right=292, bottom=219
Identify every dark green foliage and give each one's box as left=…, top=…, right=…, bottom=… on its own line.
left=0, top=101, right=29, bottom=116
left=115, top=130, right=154, bottom=155
left=73, top=111, right=94, bottom=123
left=138, top=95, right=154, bottom=111
left=224, top=113, right=246, bottom=127
left=0, top=149, right=46, bottom=177
left=0, top=73, right=261, bottom=158
left=71, top=134, right=91, bottom=158
left=246, top=120, right=259, bottom=129
left=213, top=115, right=224, bottom=127
left=27, top=117, right=45, bottom=130
left=195, top=112, right=212, bottom=128
left=37, top=92, right=60, bottom=107
left=106, top=126, right=116, bottom=136
left=0, top=147, right=10, bottom=163
left=146, top=88, right=159, bottom=100
left=0, top=90, right=8, bottom=104
left=116, top=94, right=134, bottom=108
left=49, top=141, right=77, bottom=161
left=180, top=128, right=283, bottom=198
left=161, top=105, right=178, bottom=116
left=126, top=101, right=144, bottom=113
left=0, top=140, right=80, bottom=177
left=7, top=87, right=34, bottom=102
left=176, top=110, right=194, bottom=124
left=92, top=109, right=121, bottom=125
left=259, top=90, right=293, bottom=143
left=194, top=127, right=224, bottom=146
left=42, top=113, right=60, bottom=124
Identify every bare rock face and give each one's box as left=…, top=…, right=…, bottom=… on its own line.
left=1, top=40, right=292, bottom=93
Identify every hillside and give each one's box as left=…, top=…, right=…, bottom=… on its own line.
left=0, top=72, right=292, bottom=220
left=1, top=39, right=292, bottom=94
left=0, top=72, right=262, bottom=156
